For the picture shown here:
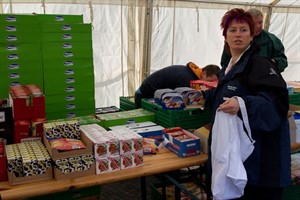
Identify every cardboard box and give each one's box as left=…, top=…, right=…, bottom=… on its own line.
left=109, top=155, right=121, bottom=172
left=108, top=122, right=163, bottom=140
left=54, top=154, right=95, bottom=180
left=54, top=163, right=95, bottom=181
left=131, top=125, right=164, bottom=146
left=120, top=154, right=133, bottom=169
left=96, top=109, right=155, bottom=129
left=44, top=131, right=93, bottom=160
left=80, top=124, right=119, bottom=159
left=163, top=127, right=201, bottom=158
left=9, top=88, right=45, bottom=120
left=0, top=14, right=38, bottom=23
left=132, top=152, right=144, bottom=167
left=41, top=32, right=92, bottom=42
left=96, top=108, right=155, bottom=129
left=96, top=158, right=109, bottom=174
left=13, top=120, right=31, bottom=143
left=92, top=137, right=119, bottom=159
left=108, top=122, right=163, bottom=145
left=5, top=141, right=53, bottom=185
left=194, top=124, right=211, bottom=154
left=0, top=155, right=7, bottom=182
left=13, top=119, right=46, bottom=143
left=36, top=14, right=83, bottom=23
left=8, top=166, right=53, bottom=185
left=46, top=109, right=94, bottom=121
left=0, top=139, right=7, bottom=182
left=40, top=23, right=91, bottom=33
left=108, top=121, right=157, bottom=130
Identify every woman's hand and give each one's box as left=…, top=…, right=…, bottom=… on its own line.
left=217, top=97, right=240, bottom=115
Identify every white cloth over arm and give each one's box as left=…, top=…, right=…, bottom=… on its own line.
left=211, top=97, right=255, bottom=200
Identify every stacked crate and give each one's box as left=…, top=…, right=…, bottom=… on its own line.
left=0, top=13, right=95, bottom=121
left=0, top=14, right=43, bottom=99
left=141, top=99, right=211, bottom=130
left=41, top=22, right=95, bottom=120
left=119, top=96, right=137, bottom=111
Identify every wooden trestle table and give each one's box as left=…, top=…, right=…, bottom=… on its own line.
left=1, top=142, right=298, bottom=200
left=0, top=148, right=208, bottom=200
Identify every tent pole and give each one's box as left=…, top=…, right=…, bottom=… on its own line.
left=142, top=0, right=153, bottom=81
left=0, top=0, right=3, bottom=13
left=9, top=0, right=12, bottom=13
left=127, top=0, right=136, bottom=96
left=264, top=0, right=280, bottom=30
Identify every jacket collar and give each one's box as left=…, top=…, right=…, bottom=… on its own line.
left=220, top=42, right=260, bottom=81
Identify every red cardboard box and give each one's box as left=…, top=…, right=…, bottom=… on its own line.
left=32, top=95, right=46, bottom=119
left=31, top=118, right=47, bottom=137
left=13, top=119, right=46, bottom=143
left=10, top=95, right=45, bottom=120
left=14, top=120, right=31, bottom=143
left=9, top=95, right=31, bottom=120
left=9, top=85, right=45, bottom=120
left=0, top=139, right=7, bottom=182
left=0, top=155, right=7, bottom=182
left=190, top=80, right=218, bottom=91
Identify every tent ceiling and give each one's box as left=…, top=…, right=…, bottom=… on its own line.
left=208, top=0, right=300, bottom=6
left=1, top=0, right=300, bottom=8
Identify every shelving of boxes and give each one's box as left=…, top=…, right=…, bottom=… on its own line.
left=0, top=13, right=96, bottom=120
left=0, top=15, right=43, bottom=99
left=41, top=22, right=95, bottom=120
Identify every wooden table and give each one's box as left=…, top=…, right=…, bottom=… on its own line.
left=0, top=148, right=208, bottom=200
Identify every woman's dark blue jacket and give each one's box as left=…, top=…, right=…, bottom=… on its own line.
left=206, top=42, right=291, bottom=187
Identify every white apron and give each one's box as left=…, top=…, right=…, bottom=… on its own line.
left=211, top=97, right=255, bottom=200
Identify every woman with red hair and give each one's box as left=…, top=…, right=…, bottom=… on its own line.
left=205, top=8, right=291, bottom=200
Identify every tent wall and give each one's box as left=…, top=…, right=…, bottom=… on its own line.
left=1, top=0, right=299, bottom=108
left=1, top=1, right=145, bottom=108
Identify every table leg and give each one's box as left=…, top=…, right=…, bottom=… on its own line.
left=174, top=184, right=181, bottom=200
left=141, top=176, right=147, bottom=200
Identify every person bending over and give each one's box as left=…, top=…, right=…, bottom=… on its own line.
left=134, top=62, right=220, bottom=108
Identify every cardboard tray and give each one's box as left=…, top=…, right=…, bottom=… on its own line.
left=44, top=131, right=93, bottom=160
left=53, top=163, right=95, bottom=181
left=8, top=167, right=53, bottom=186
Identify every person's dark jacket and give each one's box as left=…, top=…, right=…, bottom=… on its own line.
left=138, top=65, right=198, bottom=98
left=221, top=29, right=288, bottom=73
left=206, top=42, right=291, bottom=187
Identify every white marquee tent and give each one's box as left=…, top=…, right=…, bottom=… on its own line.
left=1, top=0, right=300, bottom=108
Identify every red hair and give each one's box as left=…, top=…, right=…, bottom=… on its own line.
left=220, top=8, right=255, bottom=37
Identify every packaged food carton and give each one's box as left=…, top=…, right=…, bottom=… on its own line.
left=44, top=131, right=93, bottom=160
left=163, top=127, right=200, bottom=158
left=53, top=154, right=95, bottom=180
